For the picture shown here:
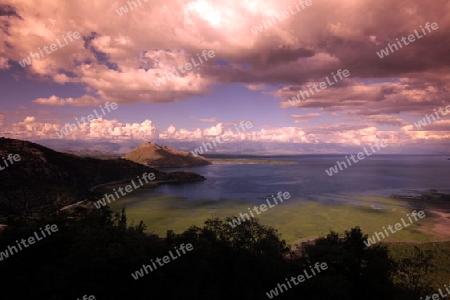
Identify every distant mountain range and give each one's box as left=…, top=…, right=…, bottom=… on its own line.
left=122, top=142, right=211, bottom=168
left=0, top=138, right=206, bottom=217
left=34, top=138, right=450, bottom=155
left=60, top=149, right=120, bottom=159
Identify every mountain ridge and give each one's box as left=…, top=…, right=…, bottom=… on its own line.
left=0, top=137, right=205, bottom=217
left=122, top=141, right=211, bottom=168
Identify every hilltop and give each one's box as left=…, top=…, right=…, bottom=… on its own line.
left=0, top=137, right=205, bottom=217
left=122, top=142, right=211, bottom=168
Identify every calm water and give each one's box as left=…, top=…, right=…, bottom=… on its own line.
left=157, top=155, right=450, bottom=204
left=110, top=155, right=449, bottom=241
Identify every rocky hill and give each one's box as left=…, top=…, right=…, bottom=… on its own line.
left=0, top=137, right=205, bottom=217
left=122, top=142, right=211, bottom=168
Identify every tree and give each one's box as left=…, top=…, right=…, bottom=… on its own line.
left=298, top=227, right=396, bottom=299
left=394, top=245, right=436, bottom=297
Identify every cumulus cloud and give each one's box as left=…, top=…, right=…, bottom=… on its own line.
left=279, top=79, right=450, bottom=117
left=202, top=123, right=224, bottom=136
left=292, top=113, right=321, bottom=123
left=347, top=114, right=409, bottom=127
left=245, top=84, right=266, bottom=91
left=1, top=0, right=450, bottom=150
left=0, top=57, right=10, bottom=69
left=33, top=95, right=102, bottom=106
left=191, top=117, right=219, bottom=123
left=4, top=0, right=448, bottom=107
left=1, top=113, right=448, bottom=152
left=10, top=116, right=61, bottom=138
left=6, top=116, right=157, bottom=140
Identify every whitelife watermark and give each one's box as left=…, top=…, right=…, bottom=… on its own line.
left=116, top=0, right=151, bottom=16
left=376, top=22, right=439, bottom=59
left=288, top=69, right=350, bottom=106
left=0, top=153, right=21, bottom=171
left=414, top=104, right=450, bottom=129
left=18, top=31, right=81, bottom=68
left=421, top=283, right=450, bottom=300
left=0, top=224, right=59, bottom=262
left=131, top=243, right=193, bottom=280
left=153, top=50, right=215, bottom=86
left=93, top=172, right=156, bottom=209
left=325, top=140, right=388, bottom=176
left=251, top=0, right=313, bottom=34
left=228, top=191, right=290, bottom=228
left=55, top=102, right=118, bottom=139
left=363, top=210, right=425, bottom=247
left=266, top=262, right=328, bottom=298
left=190, top=121, right=253, bottom=157
left=77, top=296, right=95, bottom=300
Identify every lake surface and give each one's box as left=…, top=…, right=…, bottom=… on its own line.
left=109, top=155, right=450, bottom=242
left=156, top=155, right=450, bottom=202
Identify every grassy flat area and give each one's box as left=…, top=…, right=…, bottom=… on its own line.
left=105, top=186, right=441, bottom=244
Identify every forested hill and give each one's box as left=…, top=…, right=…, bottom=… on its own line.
left=0, top=137, right=204, bottom=217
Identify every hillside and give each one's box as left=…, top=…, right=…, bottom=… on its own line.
left=61, top=149, right=121, bottom=159
left=122, top=142, right=211, bottom=168
left=0, top=137, right=205, bottom=217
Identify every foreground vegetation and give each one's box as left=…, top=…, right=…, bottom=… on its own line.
left=0, top=206, right=447, bottom=299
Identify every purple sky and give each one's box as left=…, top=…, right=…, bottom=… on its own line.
left=0, top=0, right=449, bottom=153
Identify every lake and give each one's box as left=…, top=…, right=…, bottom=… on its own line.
left=108, top=155, right=450, bottom=243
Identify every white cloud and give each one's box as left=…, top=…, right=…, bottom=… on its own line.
left=3, top=116, right=450, bottom=148
left=33, top=95, right=102, bottom=106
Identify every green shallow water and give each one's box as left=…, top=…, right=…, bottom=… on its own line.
left=105, top=186, right=433, bottom=244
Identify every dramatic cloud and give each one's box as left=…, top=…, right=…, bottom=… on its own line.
left=1, top=0, right=449, bottom=152
left=4, top=116, right=449, bottom=151
left=346, top=115, right=409, bottom=127
left=33, top=95, right=102, bottom=106
left=279, top=79, right=450, bottom=116
left=4, top=0, right=448, bottom=106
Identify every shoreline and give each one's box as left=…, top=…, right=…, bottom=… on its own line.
left=60, top=172, right=206, bottom=212
left=419, top=210, right=450, bottom=242
left=209, top=158, right=296, bottom=165
left=85, top=187, right=450, bottom=246
left=290, top=208, right=450, bottom=249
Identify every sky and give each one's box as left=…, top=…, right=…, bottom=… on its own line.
left=0, top=0, right=450, bottom=153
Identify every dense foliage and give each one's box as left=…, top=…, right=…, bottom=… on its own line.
left=0, top=206, right=442, bottom=300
